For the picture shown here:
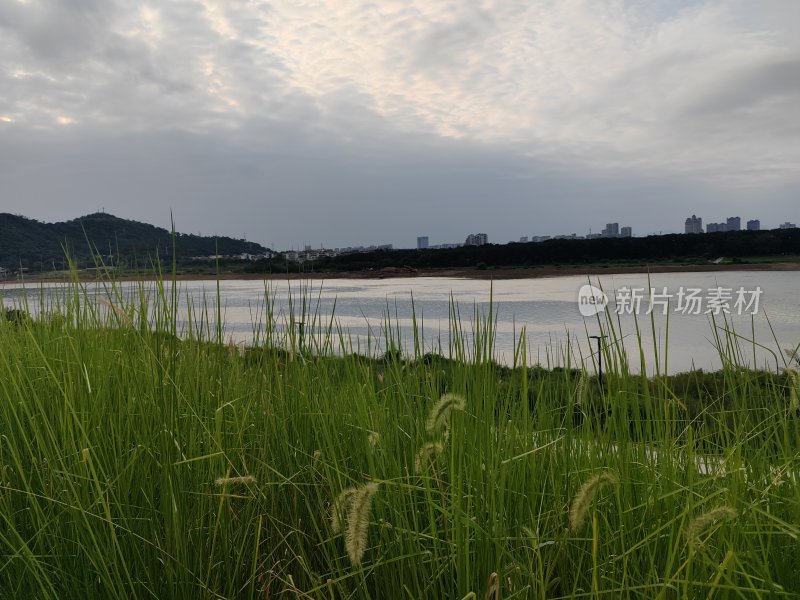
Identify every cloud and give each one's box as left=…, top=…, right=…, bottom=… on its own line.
left=0, top=1, right=107, bottom=57
left=683, top=58, right=800, bottom=118
left=0, top=0, right=798, bottom=246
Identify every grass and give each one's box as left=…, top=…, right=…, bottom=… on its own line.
left=0, top=277, right=799, bottom=599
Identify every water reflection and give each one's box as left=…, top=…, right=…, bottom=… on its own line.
left=3, top=272, right=799, bottom=374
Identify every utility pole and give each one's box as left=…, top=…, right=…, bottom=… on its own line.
left=589, top=334, right=608, bottom=386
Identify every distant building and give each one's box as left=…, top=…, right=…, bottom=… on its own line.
left=707, top=222, right=726, bottom=233
left=621, top=226, right=632, bottom=237
left=601, top=223, right=619, bottom=237
left=417, top=236, right=429, bottom=249
left=779, top=222, right=797, bottom=229
left=465, top=233, right=488, bottom=246
left=685, top=215, right=703, bottom=234
left=726, top=216, right=741, bottom=231
left=747, top=219, right=760, bottom=231
left=519, top=236, right=528, bottom=243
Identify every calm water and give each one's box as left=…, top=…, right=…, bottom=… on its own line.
left=3, top=271, right=799, bottom=374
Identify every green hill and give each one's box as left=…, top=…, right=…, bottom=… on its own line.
left=0, top=212, right=268, bottom=272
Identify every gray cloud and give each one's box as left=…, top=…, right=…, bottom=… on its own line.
left=684, top=58, right=800, bottom=117
left=0, top=0, right=121, bottom=66
left=0, top=0, right=798, bottom=248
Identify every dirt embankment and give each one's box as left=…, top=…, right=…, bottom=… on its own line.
left=12, top=261, right=800, bottom=284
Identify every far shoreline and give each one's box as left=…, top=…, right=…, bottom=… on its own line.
left=6, top=261, right=800, bottom=285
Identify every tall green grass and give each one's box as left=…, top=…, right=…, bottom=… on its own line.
left=0, top=278, right=798, bottom=599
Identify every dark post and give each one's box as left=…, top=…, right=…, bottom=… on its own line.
left=589, top=334, right=607, bottom=386
left=297, top=321, right=305, bottom=353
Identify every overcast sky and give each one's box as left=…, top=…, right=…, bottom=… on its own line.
left=1, top=0, right=798, bottom=249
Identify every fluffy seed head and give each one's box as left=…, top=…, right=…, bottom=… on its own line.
left=685, top=506, right=737, bottom=551
left=330, top=487, right=358, bottom=534
left=485, top=572, right=500, bottom=600
left=569, top=470, right=619, bottom=532
left=426, top=393, right=466, bottom=435
left=574, top=370, right=587, bottom=405
left=414, top=440, right=445, bottom=473
left=214, top=475, right=255, bottom=487
left=344, top=482, right=380, bottom=565
left=97, top=297, right=132, bottom=326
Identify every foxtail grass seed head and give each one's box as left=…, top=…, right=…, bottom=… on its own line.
left=344, top=482, right=380, bottom=565
left=309, top=450, right=324, bottom=483
left=214, top=475, right=255, bottom=487
left=367, top=431, right=381, bottom=448
left=784, top=348, right=799, bottom=365
left=485, top=572, right=500, bottom=600
left=81, top=448, right=90, bottom=463
left=569, top=470, right=619, bottom=532
left=685, top=506, right=738, bottom=551
left=414, top=440, right=444, bottom=473
left=574, top=370, right=587, bottom=405
left=97, top=297, right=132, bottom=325
left=330, top=487, right=358, bottom=534
left=426, top=393, right=466, bottom=435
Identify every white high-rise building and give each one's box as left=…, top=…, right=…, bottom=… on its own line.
left=685, top=215, right=703, bottom=234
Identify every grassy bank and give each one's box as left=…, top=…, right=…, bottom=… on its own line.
left=1, top=281, right=799, bottom=598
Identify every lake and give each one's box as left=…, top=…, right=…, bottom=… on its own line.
left=3, top=271, right=799, bottom=374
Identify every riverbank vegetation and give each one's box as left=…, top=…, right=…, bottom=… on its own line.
left=1, top=280, right=798, bottom=598
left=278, top=228, right=800, bottom=274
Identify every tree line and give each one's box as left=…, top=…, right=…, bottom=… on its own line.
left=248, top=228, right=800, bottom=273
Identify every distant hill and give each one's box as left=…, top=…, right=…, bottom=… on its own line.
left=0, top=212, right=269, bottom=272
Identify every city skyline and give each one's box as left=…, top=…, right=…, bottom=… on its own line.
left=2, top=206, right=797, bottom=253
left=288, top=213, right=798, bottom=252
